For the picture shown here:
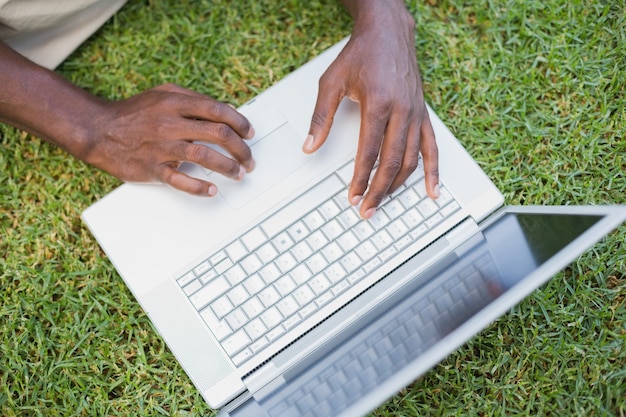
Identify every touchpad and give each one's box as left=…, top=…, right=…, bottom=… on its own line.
left=208, top=122, right=310, bottom=209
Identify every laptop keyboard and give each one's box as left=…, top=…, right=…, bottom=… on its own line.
left=176, top=159, right=461, bottom=366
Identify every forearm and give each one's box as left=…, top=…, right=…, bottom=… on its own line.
left=0, top=41, right=104, bottom=161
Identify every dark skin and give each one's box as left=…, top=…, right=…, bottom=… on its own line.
left=0, top=0, right=439, bottom=219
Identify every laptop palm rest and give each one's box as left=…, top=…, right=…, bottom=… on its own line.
left=207, top=122, right=310, bottom=210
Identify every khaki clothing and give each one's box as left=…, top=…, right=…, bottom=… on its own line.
left=0, top=0, right=127, bottom=68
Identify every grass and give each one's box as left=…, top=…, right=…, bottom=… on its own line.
left=1, top=0, right=624, bottom=415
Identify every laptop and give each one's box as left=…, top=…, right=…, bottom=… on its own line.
left=81, top=37, right=626, bottom=416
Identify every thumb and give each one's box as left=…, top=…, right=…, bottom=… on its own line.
left=303, top=77, right=343, bottom=154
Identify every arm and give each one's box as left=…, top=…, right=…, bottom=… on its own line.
left=303, top=0, right=439, bottom=219
left=0, top=41, right=255, bottom=196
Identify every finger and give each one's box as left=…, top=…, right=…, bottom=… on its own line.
left=419, top=109, right=440, bottom=199
left=304, top=71, right=344, bottom=154
left=349, top=102, right=390, bottom=216
left=359, top=109, right=409, bottom=219
left=156, top=84, right=255, bottom=140
left=156, top=164, right=219, bottom=197
left=387, top=116, right=420, bottom=193
left=170, top=142, right=246, bottom=180
left=186, top=118, right=255, bottom=172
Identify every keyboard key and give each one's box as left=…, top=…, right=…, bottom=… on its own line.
left=243, top=274, right=264, bottom=295
left=177, top=271, right=196, bottom=287
left=225, top=240, right=248, bottom=262
left=293, top=285, right=315, bottom=306
left=291, top=241, right=313, bottom=263
left=198, top=268, right=217, bottom=285
left=193, top=261, right=211, bottom=277
left=355, top=241, right=377, bottom=262
left=261, top=306, right=283, bottom=329
left=242, top=297, right=264, bottom=319
left=417, top=199, right=439, bottom=218
left=401, top=208, right=424, bottom=229
left=322, top=219, right=343, bottom=240
left=324, top=263, right=347, bottom=284
left=371, top=230, right=393, bottom=251
left=382, top=198, right=405, bottom=219
left=322, top=241, right=343, bottom=263
left=275, top=252, right=297, bottom=274
left=189, top=276, right=229, bottom=310
left=257, top=242, right=278, bottom=264
left=241, top=253, right=263, bottom=275
left=288, top=221, right=310, bottom=242
left=209, top=250, right=228, bottom=266
left=339, top=252, right=361, bottom=273
left=369, top=210, right=390, bottom=230
left=337, top=209, right=360, bottom=229
left=306, top=253, right=328, bottom=274
left=319, top=200, right=341, bottom=220
left=387, top=218, right=409, bottom=240
left=273, top=232, right=294, bottom=252
left=183, top=279, right=202, bottom=296
left=250, top=337, right=269, bottom=353
left=303, top=210, right=325, bottom=231
left=352, top=221, right=374, bottom=241
left=337, top=230, right=359, bottom=252
left=259, top=263, right=281, bottom=284
left=277, top=295, right=299, bottom=317
left=212, top=295, right=235, bottom=318
left=244, top=318, right=268, bottom=340
left=200, top=307, right=232, bottom=341
left=306, top=230, right=328, bottom=251
left=241, top=227, right=266, bottom=251
left=336, top=161, right=354, bottom=185
left=232, top=348, right=253, bottom=366
left=425, top=212, right=444, bottom=229
left=258, top=287, right=280, bottom=308
left=398, top=188, right=420, bottom=209
left=227, top=286, right=249, bottom=306
left=275, top=276, right=297, bottom=297
left=225, top=308, right=248, bottom=331
left=290, top=264, right=313, bottom=285
left=435, top=186, right=454, bottom=207
left=223, top=329, right=251, bottom=356
left=224, top=264, right=247, bottom=286
left=214, top=258, right=234, bottom=274
left=309, top=276, right=331, bottom=295
left=440, top=201, right=460, bottom=218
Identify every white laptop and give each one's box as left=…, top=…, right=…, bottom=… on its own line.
left=81, top=38, right=626, bottom=416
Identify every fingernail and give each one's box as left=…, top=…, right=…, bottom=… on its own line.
left=362, top=207, right=376, bottom=220
left=350, top=195, right=363, bottom=206
left=247, top=126, right=255, bottom=139
left=237, top=165, right=246, bottom=180
left=208, top=185, right=217, bottom=196
left=246, top=158, right=256, bottom=173
left=433, top=183, right=440, bottom=199
left=303, top=134, right=315, bottom=153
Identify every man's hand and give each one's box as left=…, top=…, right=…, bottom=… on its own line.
left=0, top=41, right=255, bottom=197
left=87, top=84, right=256, bottom=196
left=303, top=0, right=439, bottom=219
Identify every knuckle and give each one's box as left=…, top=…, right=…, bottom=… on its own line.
left=215, top=123, right=235, bottom=141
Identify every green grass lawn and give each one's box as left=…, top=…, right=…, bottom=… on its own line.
left=1, top=0, right=625, bottom=415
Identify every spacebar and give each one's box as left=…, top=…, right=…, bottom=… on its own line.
left=260, top=174, right=344, bottom=238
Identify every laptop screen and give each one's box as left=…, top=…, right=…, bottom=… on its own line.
left=483, top=212, right=601, bottom=291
